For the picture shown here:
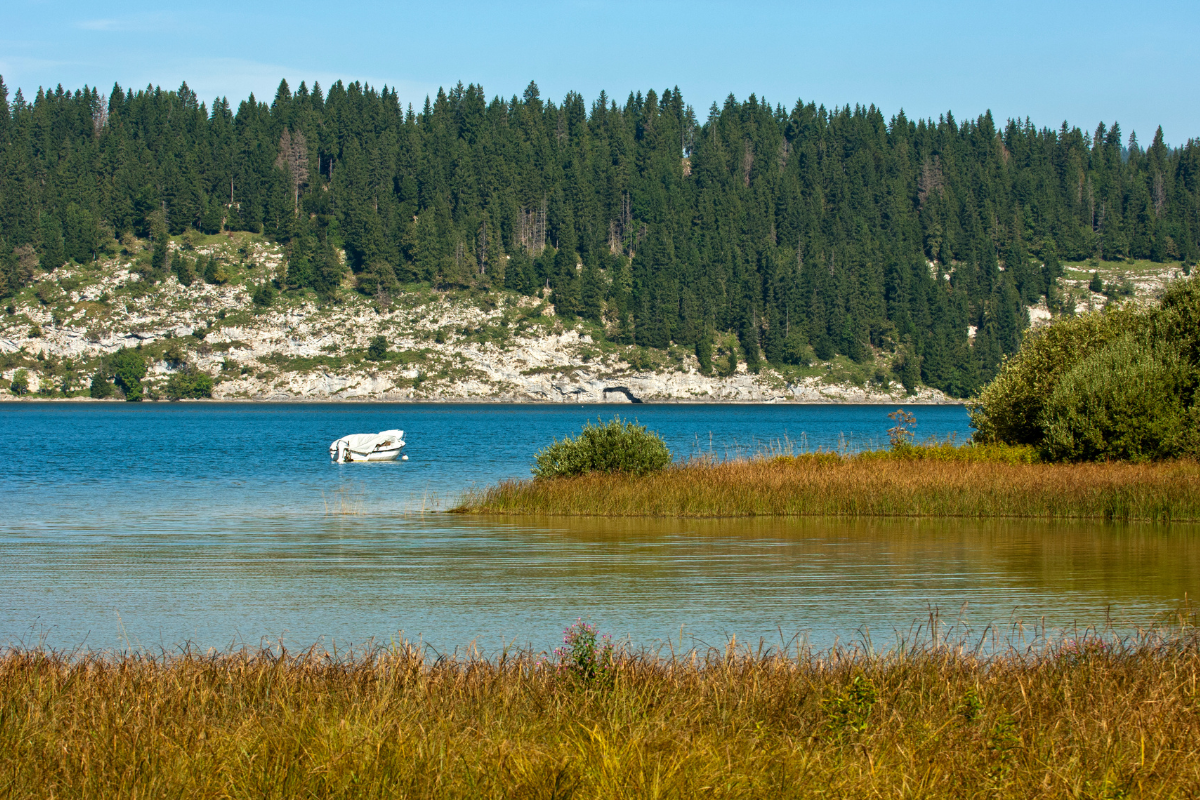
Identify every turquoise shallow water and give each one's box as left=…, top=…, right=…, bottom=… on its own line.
left=1, top=402, right=1194, bottom=654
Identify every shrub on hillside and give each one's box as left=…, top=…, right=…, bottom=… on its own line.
left=173, top=255, right=195, bottom=287
left=366, top=335, right=389, bottom=361
left=203, top=256, right=229, bottom=285
left=250, top=281, right=275, bottom=308
left=1151, top=275, right=1200, bottom=365
left=533, top=417, right=672, bottom=479
left=356, top=261, right=399, bottom=297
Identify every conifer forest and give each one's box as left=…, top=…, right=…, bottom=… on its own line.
left=2, top=77, right=1198, bottom=397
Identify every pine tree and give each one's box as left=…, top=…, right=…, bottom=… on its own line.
left=1, top=76, right=1198, bottom=396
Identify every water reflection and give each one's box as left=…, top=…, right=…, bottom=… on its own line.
left=2, top=513, right=1193, bottom=654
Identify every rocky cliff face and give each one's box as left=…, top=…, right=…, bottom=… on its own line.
left=0, top=234, right=963, bottom=403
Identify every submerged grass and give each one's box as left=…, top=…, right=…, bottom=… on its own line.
left=455, top=450, right=1200, bottom=521
left=3, top=625, right=1200, bottom=797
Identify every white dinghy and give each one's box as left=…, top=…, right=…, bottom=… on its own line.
left=329, top=430, right=406, bottom=462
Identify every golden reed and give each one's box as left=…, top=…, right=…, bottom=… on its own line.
left=455, top=454, right=1200, bottom=521
left=3, top=624, right=1198, bottom=797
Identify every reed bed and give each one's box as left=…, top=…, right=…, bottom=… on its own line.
left=3, top=625, right=1200, bottom=797
left=454, top=454, right=1200, bottom=521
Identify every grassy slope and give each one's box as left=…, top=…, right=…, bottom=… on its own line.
left=455, top=453, right=1200, bottom=521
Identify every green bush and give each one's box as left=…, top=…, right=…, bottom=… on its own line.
left=366, top=335, right=389, bottom=361
left=173, top=255, right=195, bottom=287
left=893, top=349, right=921, bottom=395
left=356, top=261, right=399, bottom=297
left=164, top=367, right=214, bottom=400
left=89, top=370, right=114, bottom=399
left=533, top=417, right=672, bottom=479
left=694, top=337, right=712, bottom=373
left=969, top=306, right=1144, bottom=445
left=9, top=369, right=29, bottom=395
left=970, top=275, right=1200, bottom=462
left=1152, top=275, right=1200, bottom=366
left=1040, top=334, right=1195, bottom=462
left=149, top=239, right=169, bottom=282
left=203, top=256, right=229, bottom=285
left=717, top=350, right=738, bottom=377
left=250, top=282, right=275, bottom=308
left=111, top=348, right=147, bottom=402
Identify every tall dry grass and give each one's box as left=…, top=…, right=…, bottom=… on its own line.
left=455, top=454, right=1200, bottom=521
left=3, top=626, right=1199, bottom=797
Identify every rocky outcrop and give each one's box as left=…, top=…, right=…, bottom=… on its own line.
left=2, top=248, right=959, bottom=404
left=603, top=387, right=642, bottom=403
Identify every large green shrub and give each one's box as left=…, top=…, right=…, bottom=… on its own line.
left=533, top=417, right=672, bottom=479
left=111, top=348, right=147, bottom=402
left=970, top=274, right=1200, bottom=461
left=969, top=307, right=1144, bottom=445
left=1040, top=334, right=1195, bottom=462
left=164, top=367, right=214, bottom=400
left=1151, top=275, right=1200, bottom=366
left=89, top=370, right=114, bottom=399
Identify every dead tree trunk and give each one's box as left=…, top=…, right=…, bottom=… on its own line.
left=275, top=129, right=309, bottom=215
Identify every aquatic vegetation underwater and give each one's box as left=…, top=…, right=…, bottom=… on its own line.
left=3, top=620, right=1199, bottom=797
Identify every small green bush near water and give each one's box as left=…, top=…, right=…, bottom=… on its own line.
left=8, top=369, right=30, bottom=395
left=164, top=366, right=214, bottom=400
left=89, top=370, right=114, bottom=398
left=533, top=417, right=672, bottom=478
left=111, top=347, right=147, bottom=402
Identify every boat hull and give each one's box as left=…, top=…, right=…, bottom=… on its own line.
left=339, top=445, right=404, bottom=462
left=362, top=446, right=403, bottom=462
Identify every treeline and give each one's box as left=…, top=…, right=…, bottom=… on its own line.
left=1, top=77, right=1199, bottom=396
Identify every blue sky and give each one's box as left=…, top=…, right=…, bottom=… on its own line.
left=4, top=0, right=1199, bottom=144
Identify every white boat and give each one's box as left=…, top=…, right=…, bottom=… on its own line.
left=330, top=430, right=406, bottom=462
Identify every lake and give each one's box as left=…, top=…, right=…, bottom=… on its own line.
left=1, top=402, right=1194, bottom=654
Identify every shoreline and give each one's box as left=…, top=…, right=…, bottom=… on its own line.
left=0, top=395, right=966, bottom=405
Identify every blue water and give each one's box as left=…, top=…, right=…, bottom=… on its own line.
left=2, top=402, right=970, bottom=525
left=2, top=402, right=1193, bottom=655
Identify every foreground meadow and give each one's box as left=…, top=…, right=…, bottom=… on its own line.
left=455, top=452, right=1200, bottom=521
left=3, top=625, right=1199, bottom=798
